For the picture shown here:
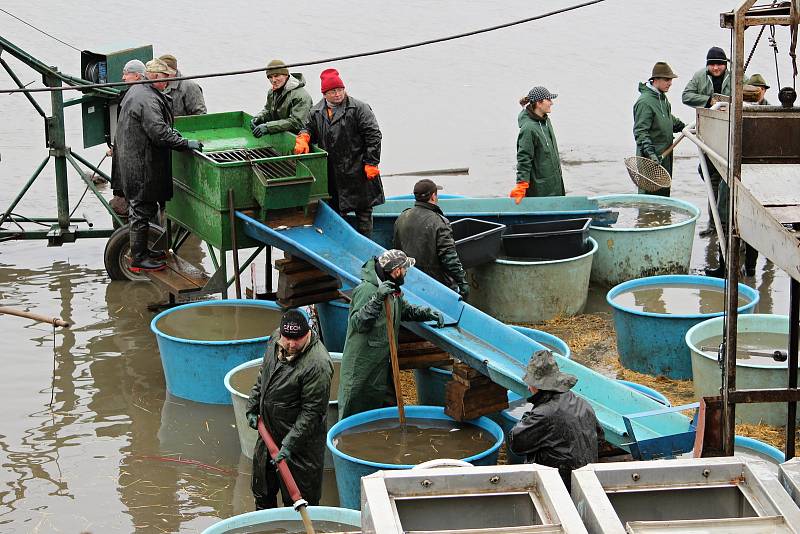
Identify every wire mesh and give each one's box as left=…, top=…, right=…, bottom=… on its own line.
left=624, top=156, right=672, bottom=192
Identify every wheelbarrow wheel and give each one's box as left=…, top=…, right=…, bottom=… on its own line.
left=104, top=223, right=165, bottom=281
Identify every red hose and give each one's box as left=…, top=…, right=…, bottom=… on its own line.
left=257, top=417, right=305, bottom=506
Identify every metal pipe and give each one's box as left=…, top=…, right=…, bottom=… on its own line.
left=228, top=189, right=242, bottom=299
left=0, top=155, right=49, bottom=227
left=65, top=152, right=124, bottom=227
left=0, top=55, right=46, bottom=118
left=680, top=124, right=729, bottom=171
left=696, top=145, right=727, bottom=261
left=788, top=278, right=799, bottom=460
left=225, top=246, right=264, bottom=288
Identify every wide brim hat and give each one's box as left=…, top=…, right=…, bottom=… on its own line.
left=523, top=350, right=577, bottom=393
left=747, top=73, right=770, bottom=88
left=650, top=61, right=678, bottom=79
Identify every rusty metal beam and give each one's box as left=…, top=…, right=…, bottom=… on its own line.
left=728, top=388, right=800, bottom=404
left=789, top=279, right=799, bottom=460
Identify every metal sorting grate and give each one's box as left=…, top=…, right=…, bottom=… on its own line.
left=205, top=147, right=298, bottom=179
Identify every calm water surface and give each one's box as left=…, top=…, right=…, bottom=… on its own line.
left=0, top=0, right=793, bottom=531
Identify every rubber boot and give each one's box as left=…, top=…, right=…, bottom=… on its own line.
left=147, top=248, right=167, bottom=260
left=129, top=229, right=166, bottom=272
left=744, top=244, right=758, bottom=277
left=704, top=246, right=726, bottom=278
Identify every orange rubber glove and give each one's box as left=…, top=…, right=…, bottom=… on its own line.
left=510, top=181, right=529, bottom=204
left=364, top=164, right=380, bottom=180
left=293, top=132, right=310, bottom=155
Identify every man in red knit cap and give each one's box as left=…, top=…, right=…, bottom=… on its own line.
left=294, top=68, right=383, bottom=236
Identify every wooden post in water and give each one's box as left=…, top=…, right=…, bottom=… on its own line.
left=384, top=297, right=406, bottom=426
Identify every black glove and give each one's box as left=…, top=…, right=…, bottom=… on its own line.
left=247, top=413, right=258, bottom=430
left=187, top=140, right=203, bottom=151
left=250, top=117, right=259, bottom=130
left=376, top=280, right=396, bottom=299
left=458, top=282, right=470, bottom=298
left=273, top=447, right=291, bottom=464
left=645, top=151, right=660, bottom=164
left=252, top=123, right=269, bottom=138
left=432, top=311, right=445, bottom=328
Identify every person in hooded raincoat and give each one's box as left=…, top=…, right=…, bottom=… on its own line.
left=338, top=249, right=444, bottom=419
left=250, top=59, right=312, bottom=136
left=509, top=350, right=603, bottom=492
left=510, top=86, right=564, bottom=203
left=632, top=62, right=686, bottom=196
left=245, top=309, right=333, bottom=509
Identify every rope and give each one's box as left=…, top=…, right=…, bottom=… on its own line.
left=0, top=8, right=81, bottom=52
left=744, top=24, right=767, bottom=72
left=0, top=0, right=607, bottom=94
left=770, top=24, right=782, bottom=88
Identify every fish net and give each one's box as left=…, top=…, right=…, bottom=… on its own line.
left=624, top=156, right=672, bottom=193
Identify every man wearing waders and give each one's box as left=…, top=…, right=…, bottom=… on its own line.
left=246, top=310, right=333, bottom=509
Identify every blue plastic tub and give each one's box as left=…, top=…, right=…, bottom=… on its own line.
left=608, top=275, right=759, bottom=379
left=327, top=406, right=504, bottom=510
left=735, top=435, right=785, bottom=464
left=316, top=299, right=349, bottom=353
left=617, top=380, right=671, bottom=407
left=151, top=299, right=283, bottom=404
left=201, top=506, right=361, bottom=534
left=414, top=325, right=570, bottom=406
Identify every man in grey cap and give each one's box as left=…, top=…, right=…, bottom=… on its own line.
left=510, top=85, right=564, bottom=202
left=393, top=179, right=470, bottom=297
left=338, top=249, right=445, bottom=418
left=250, top=59, right=312, bottom=137
left=509, top=350, right=602, bottom=491
left=122, top=59, right=146, bottom=82
left=158, top=54, right=206, bottom=116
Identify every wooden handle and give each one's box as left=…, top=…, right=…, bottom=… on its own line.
left=0, top=306, right=70, bottom=328
left=660, top=133, right=686, bottom=158
left=383, top=297, right=406, bottom=425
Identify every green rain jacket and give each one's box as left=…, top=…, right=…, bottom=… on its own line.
left=252, top=73, right=313, bottom=134
left=246, top=330, right=333, bottom=506
left=681, top=68, right=731, bottom=108
left=393, top=201, right=467, bottom=290
left=516, top=108, right=564, bottom=197
left=633, top=82, right=686, bottom=176
left=338, top=258, right=438, bottom=419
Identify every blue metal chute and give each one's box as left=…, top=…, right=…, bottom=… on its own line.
left=236, top=203, right=693, bottom=457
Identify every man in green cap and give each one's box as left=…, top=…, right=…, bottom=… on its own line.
left=509, top=350, right=602, bottom=491
left=747, top=73, right=771, bottom=105
left=250, top=60, right=313, bottom=137
left=633, top=62, right=686, bottom=196
left=338, top=249, right=445, bottom=419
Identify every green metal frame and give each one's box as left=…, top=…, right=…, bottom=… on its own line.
left=0, top=36, right=121, bottom=245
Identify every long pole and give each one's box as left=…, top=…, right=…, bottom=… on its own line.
left=228, top=189, right=242, bottom=299
left=384, top=297, right=406, bottom=426
left=788, top=279, right=799, bottom=460
left=0, top=306, right=70, bottom=327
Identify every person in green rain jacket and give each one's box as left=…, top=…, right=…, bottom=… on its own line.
left=633, top=62, right=686, bottom=196
left=250, top=60, right=312, bottom=136
left=338, top=250, right=444, bottom=419
left=510, top=86, right=564, bottom=202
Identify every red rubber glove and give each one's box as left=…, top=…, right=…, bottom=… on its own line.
left=293, top=132, right=310, bottom=155
left=510, top=181, right=529, bottom=204
left=364, top=164, right=380, bottom=180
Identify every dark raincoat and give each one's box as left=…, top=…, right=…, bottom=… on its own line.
left=302, top=95, right=384, bottom=213
left=245, top=330, right=333, bottom=507
left=633, top=82, right=686, bottom=177
left=516, top=108, right=564, bottom=197
left=393, top=201, right=466, bottom=289
left=253, top=73, right=313, bottom=134
left=115, top=84, right=190, bottom=203
left=509, top=389, right=602, bottom=491
left=163, top=71, right=207, bottom=116
left=338, top=258, right=438, bottom=419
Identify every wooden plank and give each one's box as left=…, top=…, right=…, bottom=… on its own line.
left=281, top=268, right=338, bottom=288
left=128, top=252, right=209, bottom=294
left=398, top=341, right=448, bottom=357
left=277, top=289, right=342, bottom=308
left=278, top=276, right=340, bottom=298
left=398, top=354, right=452, bottom=370
left=444, top=379, right=508, bottom=421
left=274, top=257, right=315, bottom=274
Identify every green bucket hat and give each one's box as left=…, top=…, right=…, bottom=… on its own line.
left=747, top=73, right=770, bottom=89
left=266, top=59, right=290, bottom=77
left=650, top=62, right=678, bottom=80
left=523, top=350, right=577, bottom=393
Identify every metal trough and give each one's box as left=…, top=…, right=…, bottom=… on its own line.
left=779, top=458, right=800, bottom=509
left=572, top=457, right=800, bottom=533
left=361, top=464, right=588, bottom=533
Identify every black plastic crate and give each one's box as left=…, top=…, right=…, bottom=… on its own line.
left=501, top=218, right=591, bottom=260
left=451, top=218, right=506, bottom=269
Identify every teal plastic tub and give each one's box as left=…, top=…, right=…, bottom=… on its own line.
left=414, top=325, right=570, bottom=406
left=608, top=275, right=759, bottom=379
left=151, top=299, right=283, bottom=404
left=201, top=506, right=361, bottom=534
left=687, top=314, right=795, bottom=426
left=316, top=299, right=349, bottom=353
left=589, top=194, right=700, bottom=287
left=327, top=406, right=504, bottom=510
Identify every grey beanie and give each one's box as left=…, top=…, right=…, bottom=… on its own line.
left=123, top=59, right=146, bottom=76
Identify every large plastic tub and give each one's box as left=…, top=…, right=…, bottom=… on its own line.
left=469, top=237, right=597, bottom=322
left=225, top=353, right=342, bottom=462
left=327, top=406, right=504, bottom=510
left=316, top=299, right=349, bottom=353
left=501, top=217, right=590, bottom=260
left=608, top=275, right=759, bottom=379
left=201, top=506, right=360, bottom=534
left=450, top=218, right=505, bottom=269
left=151, top=299, right=283, bottom=404
left=589, top=194, right=700, bottom=287
left=414, top=325, right=570, bottom=406
left=687, top=314, right=796, bottom=426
